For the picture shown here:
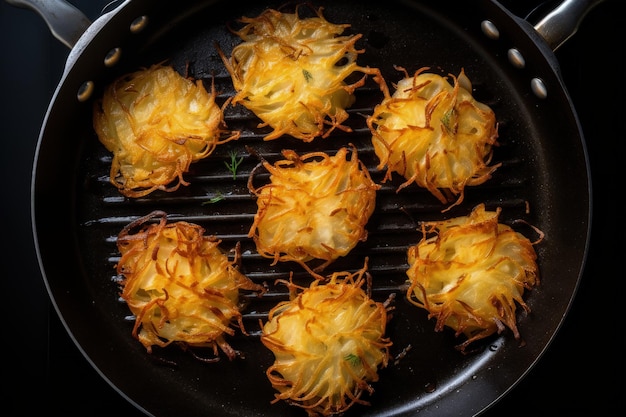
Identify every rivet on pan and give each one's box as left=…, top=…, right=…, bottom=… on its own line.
left=104, top=47, right=122, bottom=67
left=130, top=15, right=149, bottom=34
left=480, top=20, right=499, bottom=40
left=507, top=48, right=526, bottom=69
left=77, top=81, right=95, bottom=102
left=531, top=78, right=548, bottom=99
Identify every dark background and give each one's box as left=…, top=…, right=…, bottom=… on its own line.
left=1, top=0, right=622, bottom=416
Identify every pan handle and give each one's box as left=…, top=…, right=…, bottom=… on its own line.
left=4, top=0, right=91, bottom=49
left=532, top=0, right=605, bottom=51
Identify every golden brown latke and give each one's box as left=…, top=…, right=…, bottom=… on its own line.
left=248, top=146, right=380, bottom=274
left=116, top=211, right=265, bottom=360
left=367, top=67, right=499, bottom=211
left=219, top=5, right=387, bottom=142
left=261, top=261, right=393, bottom=416
left=406, top=204, right=541, bottom=352
left=94, top=64, right=239, bottom=197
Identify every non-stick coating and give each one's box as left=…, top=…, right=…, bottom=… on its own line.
left=32, top=1, right=590, bottom=416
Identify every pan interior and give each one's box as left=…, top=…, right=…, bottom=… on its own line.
left=32, top=1, right=589, bottom=416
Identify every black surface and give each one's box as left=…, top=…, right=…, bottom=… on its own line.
left=1, top=1, right=623, bottom=416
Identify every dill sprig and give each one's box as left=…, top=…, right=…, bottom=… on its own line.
left=201, top=192, right=225, bottom=205
left=225, top=150, right=244, bottom=180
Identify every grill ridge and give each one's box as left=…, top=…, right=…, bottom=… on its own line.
left=79, top=57, right=528, bottom=348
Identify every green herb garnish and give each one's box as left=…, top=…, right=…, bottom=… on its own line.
left=225, top=150, right=244, bottom=180
left=303, top=69, right=313, bottom=83
left=344, top=353, right=361, bottom=366
left=442, top=108, right=455, bottom=132
left=201, top=192, right=225, bottom=205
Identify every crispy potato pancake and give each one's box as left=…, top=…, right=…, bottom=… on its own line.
left=93, top=64, right=239, bottom=197
left=406, top=204, right=541, bottom=352
left=247, top=146, right=380, bottom=274
left=367, top=66, right=500, bottom=211
left=261, top=263, right=392, bottom=416
left=219, top=6, right=387, bottom=142
left=116, top=211, right=264, bottom=360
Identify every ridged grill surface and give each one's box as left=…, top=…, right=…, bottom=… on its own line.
left=78, top=70, right=529, bottom=337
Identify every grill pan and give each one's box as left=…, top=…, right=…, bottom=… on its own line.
left=12, top=0, right=596, bottom=416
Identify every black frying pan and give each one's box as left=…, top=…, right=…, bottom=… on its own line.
left=8, top=0, right=597, bottom=416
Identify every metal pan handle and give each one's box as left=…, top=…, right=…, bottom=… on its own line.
left=531, top=0, right=605, bottom=51
left=4, top=0, right=91, bottom=49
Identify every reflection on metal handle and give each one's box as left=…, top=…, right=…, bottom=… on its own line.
left=4, top=0, right=91, bottom=49
left=533, top=0, right=605, bottom=51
